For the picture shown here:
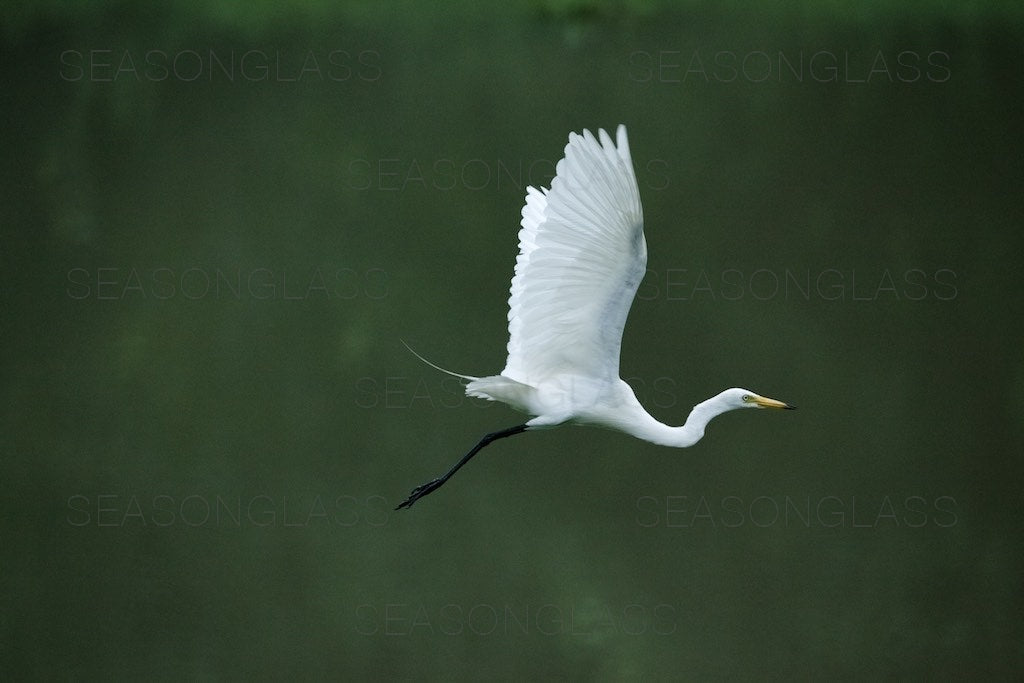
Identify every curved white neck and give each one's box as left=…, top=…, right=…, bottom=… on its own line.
left=618, top=391, right=737, bottom=448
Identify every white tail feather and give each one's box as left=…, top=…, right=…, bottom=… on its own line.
left=401, top=340, right=479, bottom=381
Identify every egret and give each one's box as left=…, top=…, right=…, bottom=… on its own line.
left=396, top=125, right=794, bottom=510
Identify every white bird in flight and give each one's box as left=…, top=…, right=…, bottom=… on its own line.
left=397, top=125, right=794, bottom=510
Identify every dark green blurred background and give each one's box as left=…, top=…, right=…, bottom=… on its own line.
left=3, top=1, right=1023, bottom=679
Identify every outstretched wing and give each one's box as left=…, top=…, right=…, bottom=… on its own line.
left=502, top=125, right=646, bottom=386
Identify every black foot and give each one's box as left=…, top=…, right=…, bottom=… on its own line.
left=395, top=478, right=445, bottom=510
left=395, top=424, right=529, bottom=510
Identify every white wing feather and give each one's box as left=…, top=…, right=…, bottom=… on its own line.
left=502, top=125, right=645, bottom=386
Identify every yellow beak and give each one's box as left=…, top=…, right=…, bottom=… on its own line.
left=752, top=395, right=796, bottom=410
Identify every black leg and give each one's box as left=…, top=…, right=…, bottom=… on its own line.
left=395, top=424, right=528, bottom=510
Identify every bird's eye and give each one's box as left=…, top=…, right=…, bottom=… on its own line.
left=742, top=394, right=753, bottom=402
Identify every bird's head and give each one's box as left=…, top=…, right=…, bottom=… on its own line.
left=724, top=387, right=796, bottom=411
